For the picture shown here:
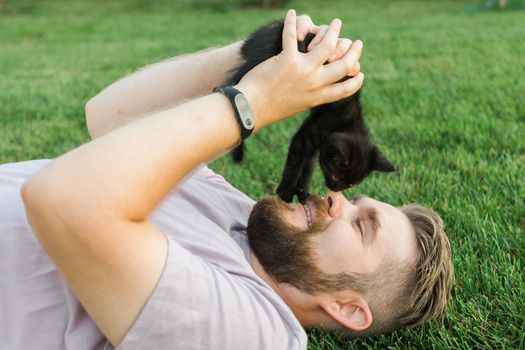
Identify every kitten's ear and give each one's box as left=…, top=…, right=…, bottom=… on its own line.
left=370, top=147, right=396, bottom=173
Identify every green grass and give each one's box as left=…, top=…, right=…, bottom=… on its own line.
left=1, top=0, right=523, bottom=349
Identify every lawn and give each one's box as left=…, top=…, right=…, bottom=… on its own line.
left=1, top=0, right=524, bottom=349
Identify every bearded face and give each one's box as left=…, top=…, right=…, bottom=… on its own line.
left=247, top=195, right=364, bottom=294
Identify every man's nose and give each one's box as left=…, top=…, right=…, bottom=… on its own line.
left=326, top=190, right=349, bottom=219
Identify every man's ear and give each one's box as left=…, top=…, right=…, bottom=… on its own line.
left=370, top=146, right=395, bottom=173
left=321, top=297, right=373, bottom=331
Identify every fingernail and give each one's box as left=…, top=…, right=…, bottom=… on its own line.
left=329, top=54, right=337, bottom=61
left=298, top=32, right=305, bottom=40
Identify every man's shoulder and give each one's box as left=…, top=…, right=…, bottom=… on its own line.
left=117, top=234, right=307, bottom=350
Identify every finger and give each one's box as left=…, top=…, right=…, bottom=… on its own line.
left=348, top=61, right=361, bottom=76
left=322, top=40, right=363, bottom=83
left=309, top=24, right=321, bottom=35
left=296, top=14, right=317, bottom=41
left=282, top=9, right=298, bottom=54
left=322, top=73, right=365, bottom=104
left=309, top=18, right=342, bottom=65
left=327, top=38, right=352, bottom=63
left=307, top=24, right=328, bottom=51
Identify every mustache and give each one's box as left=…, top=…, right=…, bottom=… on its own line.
left=257, top=194, right=329, bottom=234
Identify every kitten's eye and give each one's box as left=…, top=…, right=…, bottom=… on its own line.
left=332, top=175, right=339, bottom=181
left=335, top=159, right=350, bottom=168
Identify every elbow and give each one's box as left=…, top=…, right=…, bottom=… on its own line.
left=85, top=97, right=100, bottom=139
left=21, top=171, right=79, bottom=241
left=20, top=175, right=51, bottom=231
left=20, top=178, right=35, bottom=211
left=21, top=174, right=43, bottom=209
left=21, top=172, right=56, bottom=217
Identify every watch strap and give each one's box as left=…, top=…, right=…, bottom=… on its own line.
left=213, top=85, right=255, bottom=141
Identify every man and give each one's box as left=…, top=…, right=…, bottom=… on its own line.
left=0, top=11, right=453, bottom=349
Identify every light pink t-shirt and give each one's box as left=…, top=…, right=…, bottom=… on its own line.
left=0, top=160, right=307, bottom=350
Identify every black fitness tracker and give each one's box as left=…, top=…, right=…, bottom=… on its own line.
left=213, top=85, right=255, bottom=141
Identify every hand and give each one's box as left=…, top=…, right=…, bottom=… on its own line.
left=236, top=10, right=364, bottom=130
left=297, top=14, right=360, bottom=67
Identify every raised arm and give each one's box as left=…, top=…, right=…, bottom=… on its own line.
left=22, top=11, right=363, bottom=346
left=85, top=41, right=244, bottom=138
left=85, top=14, right=349, bottom=139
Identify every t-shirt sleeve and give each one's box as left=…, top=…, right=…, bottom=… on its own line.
left=110, top=236, right=304, bottom=350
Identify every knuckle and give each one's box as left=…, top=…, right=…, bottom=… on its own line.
left=348, top=63, right=359, bottom=75
left=343, top=82, right=357, bottom=95
left=315, top=27, right=327, bottom=39
left=355, top=79, right=364, bottom=90
left=344, top=59, right=355, bottom=72
left=341, top=38, right=352, bottom=47
left=346, top=52, right=358, bottom=65
left=352, top=63, right=361, bottom=75
left=322, top=46, right=335, bottom=59
left=326, top=38, right=337, bottom=52
left=338, top=42, right=350, bottom=53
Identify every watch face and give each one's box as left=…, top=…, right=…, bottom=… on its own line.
left=234, top=94, right=255, bottom=130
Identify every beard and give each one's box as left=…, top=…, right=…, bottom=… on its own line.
left=247, top=195, right=364, bottom=295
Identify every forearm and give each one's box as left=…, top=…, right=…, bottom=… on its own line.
left=25, top=93, right=249, bottom=228
left=86, top=41, right=243, bottom=138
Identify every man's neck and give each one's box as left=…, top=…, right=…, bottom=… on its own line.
left=249, top=251, right=318, bottom=327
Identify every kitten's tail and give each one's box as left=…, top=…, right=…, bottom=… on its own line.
left=231, top=142, right=244, bottom=163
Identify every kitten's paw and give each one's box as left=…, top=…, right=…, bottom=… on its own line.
left=276, top=185, right=295, bottom=203
left=296, top=188, right=310, bottom=203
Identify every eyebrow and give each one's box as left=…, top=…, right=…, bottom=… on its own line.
left=350, top=194, right=364, bottom=204
left=365, top=207, right=381, bottom=242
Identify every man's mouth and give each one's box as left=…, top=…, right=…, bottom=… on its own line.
left=302, top=202, right=312, bottom=227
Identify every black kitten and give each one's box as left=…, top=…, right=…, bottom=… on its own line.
left=225, top=21, right=395, bottom=202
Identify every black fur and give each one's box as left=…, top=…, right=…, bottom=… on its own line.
left=225, top=21, right=395, bottom=202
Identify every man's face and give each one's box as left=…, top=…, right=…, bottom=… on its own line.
left=247, top=191, right=417, bottom=294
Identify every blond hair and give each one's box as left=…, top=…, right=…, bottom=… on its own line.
left=399, top=204, right=454, bottom=328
